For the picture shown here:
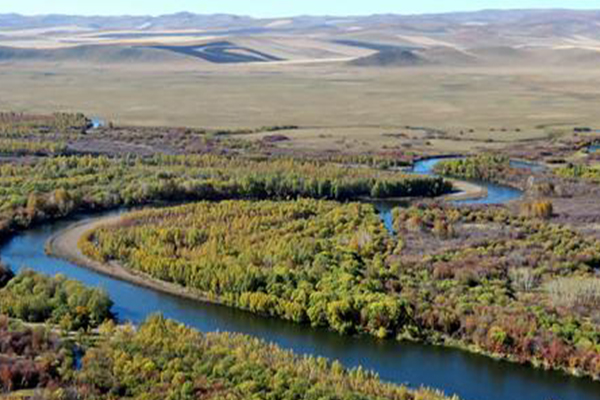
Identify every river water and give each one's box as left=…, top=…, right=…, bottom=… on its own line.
left=2, top=159, right=599, bottom=400
left=373, top=157, right=523, bottom=228
left=90, top=117, right=105, bottom=129
left=416, top=157, right=523, bottom=205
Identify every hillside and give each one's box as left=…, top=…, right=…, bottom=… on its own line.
left=0, top=9, right=599, bottom=66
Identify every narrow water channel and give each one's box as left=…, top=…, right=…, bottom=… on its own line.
left=417, top=157, right=523, bottom=205
left=374, top=157, right=524, bottom=225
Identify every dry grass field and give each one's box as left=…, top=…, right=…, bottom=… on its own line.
left=1, top=61, right=599, bottom=153
left=2, top=10, right=600, bottom=154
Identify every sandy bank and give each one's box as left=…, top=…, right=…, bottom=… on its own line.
left=45, top=215, right=220, bottom=305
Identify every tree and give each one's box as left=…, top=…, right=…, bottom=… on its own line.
left=26, top=192, right=43, bottom=219
left=53, top=188, right=72, bottom=215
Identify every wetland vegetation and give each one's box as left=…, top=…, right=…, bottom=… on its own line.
left=78, top=201, right=600, bottom=378
left=1, top=101, right=600, bottom=400
left=0, top=266, right=454, bottom=400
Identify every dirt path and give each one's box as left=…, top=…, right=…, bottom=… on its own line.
left=45, top=214, right=217, bottom=304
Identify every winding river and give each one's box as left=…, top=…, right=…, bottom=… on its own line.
left=374, top=157, right=523, bottom=231
left=2, top=158, right=600, bottom=400
left=415, top=157, right=523, bottom=205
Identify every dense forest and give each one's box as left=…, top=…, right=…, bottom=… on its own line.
left=82, top=201, right=600, bottom=378
left=81, top=200, right=405, bottom=337
left=433, top=155, right=511, bottom=181
left=0, top=154, right=450, bottom=244
left=76, top=315, right=454, bottom=400
left=0, top=268, right=456, bottom=400
left=0, top=270, right=113, bottom=331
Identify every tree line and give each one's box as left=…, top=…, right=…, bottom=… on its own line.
left=0, top=154, right=451, bottom=247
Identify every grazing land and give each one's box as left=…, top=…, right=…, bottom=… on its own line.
left=2, top=10, right=600, bottom=155
left=1, top=64, right=600, bottom=155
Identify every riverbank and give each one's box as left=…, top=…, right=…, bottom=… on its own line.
left=47, top=211, right=596, bottom=384
left=45, top=215, right=225, bottom=308
left=444, top=178, right=487, bottom=201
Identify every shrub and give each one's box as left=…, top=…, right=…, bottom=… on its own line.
left=520, top=200, right=553, bottom=219
left=508, top=268, right=539, bottom=292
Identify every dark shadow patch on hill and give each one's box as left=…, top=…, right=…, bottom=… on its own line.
left=349, top=48, right=430, bottom=67
left=0, top=44, right=189, bottom=63
left=147, top=41, right=283, bottom=64
left=332, top=39, right=429, bottom=67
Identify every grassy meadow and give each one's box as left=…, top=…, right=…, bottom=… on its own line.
left=1, top=61, right=600, bottom=153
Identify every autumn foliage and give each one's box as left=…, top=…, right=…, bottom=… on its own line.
left=81, top=201, right=600, bottom=378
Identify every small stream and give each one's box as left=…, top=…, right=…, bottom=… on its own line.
left=90, top=117, right=105, bottom=129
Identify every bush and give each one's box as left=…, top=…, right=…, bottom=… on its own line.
left=508, top=267, right=539, bottom=292
left=0, top=270, right=113, bottom=330
left=520, top=200, right=553, bottom=219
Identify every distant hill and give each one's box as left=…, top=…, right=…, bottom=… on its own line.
left=1, top=9, right=599, bottom=35
left=0, top=12, right=258, bottom=30
left=0, top=45, right=191, bottom=63
left=1, top=9, right=599, bottom=67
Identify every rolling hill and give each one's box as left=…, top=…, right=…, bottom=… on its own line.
left=0, top=9, right=599, bottom=66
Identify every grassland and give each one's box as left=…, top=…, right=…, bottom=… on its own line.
left=2, top=62, right=600, bottom=154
